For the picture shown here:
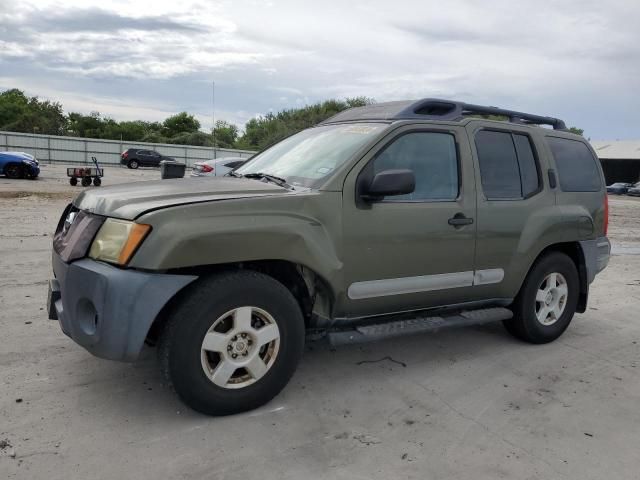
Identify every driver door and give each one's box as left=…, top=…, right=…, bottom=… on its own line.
left=341, top=125, right=477, bottom=318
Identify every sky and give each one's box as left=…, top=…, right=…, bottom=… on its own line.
left=1, top=0, right=639, bottom=139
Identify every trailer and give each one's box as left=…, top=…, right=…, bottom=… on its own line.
left=67, top=156, right=104, bottom=186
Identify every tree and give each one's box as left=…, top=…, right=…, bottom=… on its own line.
left=170, top=131, right=212, bottom=146
left=162, top=112, right=200, bottom=138
left=235, top=97, right=374, bottom=150
left=0, top=88, right=66, bottom=135
left=140, top=132, right=168, bottom=144
left=0, top=88, right=380, bottom=150
left=213, top=120, right=239, bottom=148
left=67, top=111, right=103, bottom=137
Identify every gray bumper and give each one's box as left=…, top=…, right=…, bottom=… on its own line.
left=579, top=236, right=611, bottom=284
left=49, top=252, right=197, bottom=361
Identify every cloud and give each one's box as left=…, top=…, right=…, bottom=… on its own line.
left=1, top=0, right=639, bottom=138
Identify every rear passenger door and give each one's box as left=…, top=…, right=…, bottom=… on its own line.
left=467, top=122, right=554, bottom=302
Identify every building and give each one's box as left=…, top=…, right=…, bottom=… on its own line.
left=590, top=140, right=640, bottom=184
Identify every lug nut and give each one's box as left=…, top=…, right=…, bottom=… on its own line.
left=227, top=345, right=232, bottom=351
left=241, top=333, right=247, bottom=338
left=232, top=335, right=238, bottom=341
left=232, top=353, right=237, bottom=359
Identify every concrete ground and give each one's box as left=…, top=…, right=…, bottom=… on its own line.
left=1, top=165, right=639, bottom=480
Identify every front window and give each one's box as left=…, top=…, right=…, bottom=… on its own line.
left=236, top=123, right=386, bottom=188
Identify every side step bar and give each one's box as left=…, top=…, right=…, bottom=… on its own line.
left=327, top=307, right=512, bottom=346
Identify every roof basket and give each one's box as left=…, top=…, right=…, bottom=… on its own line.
left=322, top=98, right=567, bottom=130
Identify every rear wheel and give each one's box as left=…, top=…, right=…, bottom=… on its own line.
left=69, top=177, right=78, bottom=186
left=158, top=271, right=305, bottom=416
left=504, top=252, right=579, bottom=344
left=5, top=163, right=22, bottom=179
left=81, top=176, right=92, bottom=187
left=128, top=159, right=139, bottom=169
left=93, top=176, right=102, bottom=186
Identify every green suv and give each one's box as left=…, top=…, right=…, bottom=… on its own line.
left=48, top=99, right=610, bottom=415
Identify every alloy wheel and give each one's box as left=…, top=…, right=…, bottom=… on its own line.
left=535, top=272, right=568, bottom=326
left=200, top=306, right=280, bottom=389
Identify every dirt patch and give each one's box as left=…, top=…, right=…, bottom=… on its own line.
left=0, top=191, right=74, bottom=200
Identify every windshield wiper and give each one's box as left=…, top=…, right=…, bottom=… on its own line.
left=242, top=172, right=294, bottom=189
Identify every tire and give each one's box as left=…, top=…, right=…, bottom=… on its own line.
left=504, top=252, right=579, bottom=344
left=93, top=177, right=102, bottom=186
left=158, top=270, right=305, bottom=416
left=69, top=177, right=78, bottom=186
left=5, top=163, right=22, bottom=179
left=128, top=159, right=139, bottom=169
left=81, top=176, right=92, bottom=187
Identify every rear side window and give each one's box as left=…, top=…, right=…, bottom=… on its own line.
left=475, top=130, right=540, bottom=199
left=547, top=137, right=602, bottom=192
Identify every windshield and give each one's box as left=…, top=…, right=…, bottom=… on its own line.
left=235, top=123, right=385, bottom=188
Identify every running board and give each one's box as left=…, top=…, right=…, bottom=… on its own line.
left=327, top=307, right=512, bottom=346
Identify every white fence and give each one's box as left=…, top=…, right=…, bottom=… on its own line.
left=0, top=131, right=256, bottom=167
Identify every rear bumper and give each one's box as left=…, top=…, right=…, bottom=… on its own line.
left=580, top=236, right=610, bottom=284
left=49, top=251, right=197, bottom=361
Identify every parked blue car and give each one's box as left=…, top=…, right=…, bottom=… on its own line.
left=0, top=151, right=40, bottom=179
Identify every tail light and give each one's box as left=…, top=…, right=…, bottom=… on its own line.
left=201, top=164, right=214, bottom=173
left=603, top=193, right=609, bottom=236
left=122, top=151, right=128, bottom=158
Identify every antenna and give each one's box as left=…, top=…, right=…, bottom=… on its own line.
left=212, top=80, right=216, bottom=158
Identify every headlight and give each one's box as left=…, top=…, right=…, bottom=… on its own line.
left=89, top=218, right=151, bottom=265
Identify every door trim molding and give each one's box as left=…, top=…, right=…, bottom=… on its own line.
left=347, top=269, right=504, bottom=300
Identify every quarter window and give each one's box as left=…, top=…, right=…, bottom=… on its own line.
left=372, top=132, right=459, bottom=201
left=475, top=130, right=540, bottom=199
left=547, top=137, right=602, bottom=192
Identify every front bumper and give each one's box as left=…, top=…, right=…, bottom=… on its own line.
left=24, top=163, right=40, bottom=178
left=48, top=251, right=197, bottom=361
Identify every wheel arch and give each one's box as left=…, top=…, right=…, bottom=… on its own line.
left=520, top=241, right=589, bottom=313
left=146, top=260, right=335, bottom=345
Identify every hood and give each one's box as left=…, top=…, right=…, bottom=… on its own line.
left=73, top=177, right=290, bottom=220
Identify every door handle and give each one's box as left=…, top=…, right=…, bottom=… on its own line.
left=448, top=214, right=474, bottom=226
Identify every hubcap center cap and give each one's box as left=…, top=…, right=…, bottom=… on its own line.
left=545, top=292, right=554, bottom=305
left=227, top=332, right=253, bottom=357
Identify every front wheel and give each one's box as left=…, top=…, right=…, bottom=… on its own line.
left=5, top=163, right=22, bottom=179
left=504, top=252, right=579, bottom=344
left=159, top=271, right=305, bottom=415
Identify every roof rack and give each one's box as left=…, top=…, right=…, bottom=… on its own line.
left=322, top=98, right=567, bottom=130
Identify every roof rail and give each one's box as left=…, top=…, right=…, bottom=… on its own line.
left=322, top=98, right=567, bottom=130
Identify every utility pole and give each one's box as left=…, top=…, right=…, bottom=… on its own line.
left=212, top=80, right=216, bottom=158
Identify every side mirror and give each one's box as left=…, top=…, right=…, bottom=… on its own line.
left=361, top=169, right=415, bottom=201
